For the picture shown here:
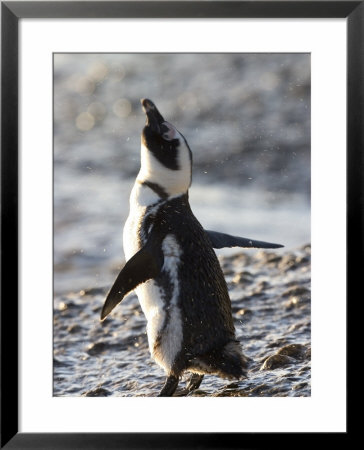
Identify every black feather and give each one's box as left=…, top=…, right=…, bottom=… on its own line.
left=206, top=230, right=284, bottom=249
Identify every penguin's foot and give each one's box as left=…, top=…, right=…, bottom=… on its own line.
left=186, top=373, right=204, bottom=392
left=157, top=375, right=179, bottom=397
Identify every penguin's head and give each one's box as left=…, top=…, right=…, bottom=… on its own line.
left=138, top=98, right=192, bottom=196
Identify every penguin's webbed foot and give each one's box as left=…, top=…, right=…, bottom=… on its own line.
left=157, top=375, right=179, bottom=397
left=186, top=373, right=204, bottom=392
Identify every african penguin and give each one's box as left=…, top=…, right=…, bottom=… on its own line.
left=101, top=99, right=283, bottom=396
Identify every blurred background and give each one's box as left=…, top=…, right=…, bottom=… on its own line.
left=54, top=53, right=310, bottom=295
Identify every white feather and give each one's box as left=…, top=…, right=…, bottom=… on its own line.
left=123, top=182, right=159, bottom=260
left=152, top=234, right=183, bottom=372
left=135, top=280, right=166, bottom=352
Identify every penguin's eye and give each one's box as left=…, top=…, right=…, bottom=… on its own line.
left=161, top=122, right=179, bottom=142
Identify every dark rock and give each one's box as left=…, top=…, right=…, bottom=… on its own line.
left=295, top=255, right=309, bottom=265
left=232, top=271, right=254, bottom=284
left=285, top=294, right=310, bottom=310
left=67, top=324, right=83, bottom=334
left=83, top=386, right=111, bottom=397
left=292, top=382, right=308, bottom=391
left=53, top=357, right=71, bottom=367
left=189, top=390, right=208, bottom=397
left=266, top=338, right=288, bottom=349
left=282, top=286, right=310, bottom=297
left=278, top=254, right=301, bottom=271
left=260, top=354, right=296, bottom=370
left=300, top=243, right=311, bottom=253
left=248, top=384, right=269, bottom=394
left=276, top=343, right=306, bottom=359
left=86, top=342, right=109, bottom=355
left=266, top=254, right=283, bottom=264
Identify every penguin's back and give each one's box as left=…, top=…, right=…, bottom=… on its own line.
left=151, top=194, right=236, bottom=356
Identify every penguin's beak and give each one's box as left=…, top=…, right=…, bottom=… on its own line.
left=141, top=98, right=165, bottom=134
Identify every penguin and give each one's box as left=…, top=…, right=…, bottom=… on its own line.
left=101, top=99, right=283, bottom=396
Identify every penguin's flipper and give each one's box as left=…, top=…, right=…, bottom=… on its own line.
left=101, top=242, right=163, bottom=321
left=205, top=230, right=284, bottom=249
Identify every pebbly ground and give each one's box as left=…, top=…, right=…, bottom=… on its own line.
left=54, top=244, right=310, bottom=397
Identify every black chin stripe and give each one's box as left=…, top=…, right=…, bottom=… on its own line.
left=141, top=181, right=169, bottom=199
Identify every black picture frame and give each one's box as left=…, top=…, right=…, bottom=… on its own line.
left=1, top=1, right=359, bottom=448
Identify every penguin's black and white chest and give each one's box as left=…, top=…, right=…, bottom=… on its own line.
left=123, top=183, right=184, bottom=373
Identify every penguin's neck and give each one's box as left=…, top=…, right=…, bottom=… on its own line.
left=131, top=176, right=188, bottom=210
left=137, top=143, right=191, bottom=197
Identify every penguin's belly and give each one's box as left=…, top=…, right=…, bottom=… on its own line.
left=135, top=280, right=176, bottom=372
left=124, top=211, right=183, bottom=373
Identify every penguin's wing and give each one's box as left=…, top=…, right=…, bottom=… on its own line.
left=205, top=230, right=284, bottom=249
left=100, top=238, right=164, bottom=321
